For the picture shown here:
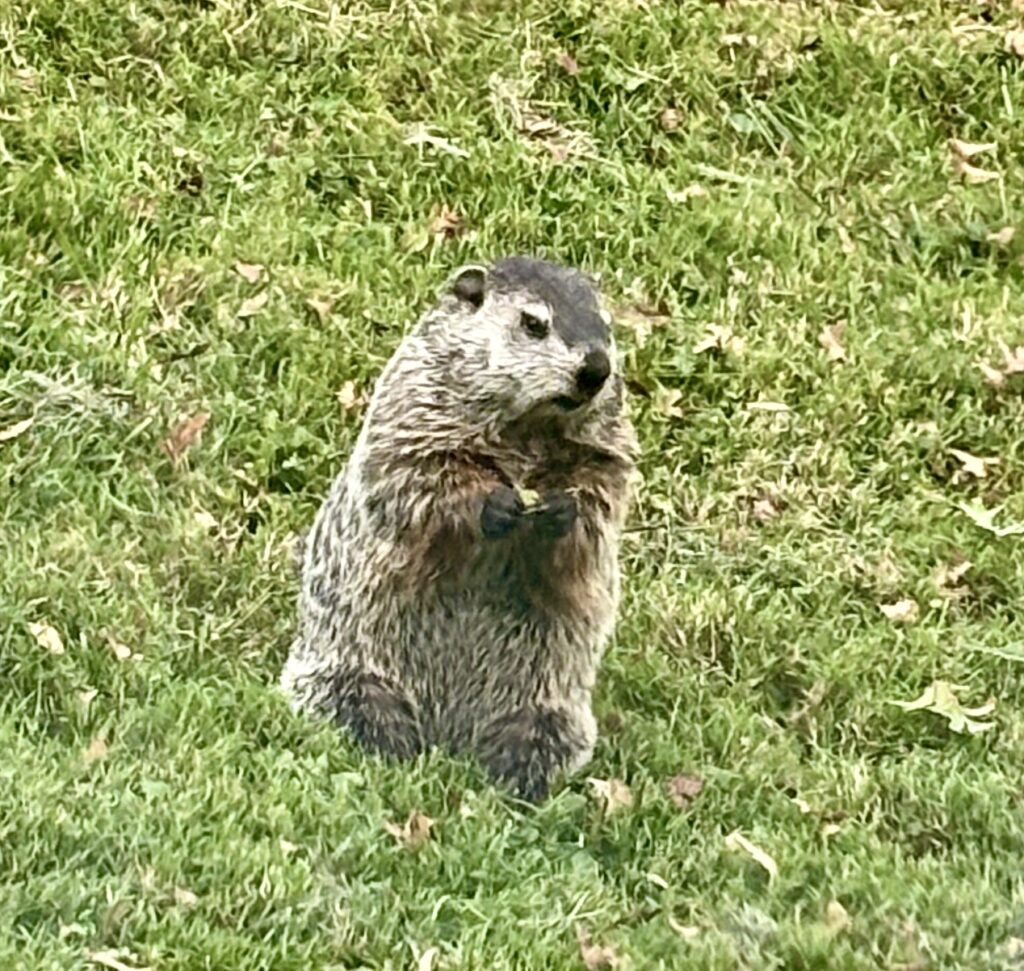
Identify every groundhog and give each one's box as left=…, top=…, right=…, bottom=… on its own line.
left=280, top=255, right=637, bottom=800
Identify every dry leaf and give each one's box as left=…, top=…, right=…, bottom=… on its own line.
left=0, top=417, right=33, bottom=443
left=949, top=447, right=998, bottom=480
left=306, top=295, right=334, bottom=323
left=949, top=138, right=996, bottom=160
left=385, top=810, right=435, bottom=849
left=1005, top=28, right=1024, bottom=57
left=659, top=107, right=683, bottom=132
left=194, top=509, right=218, bottom=532
left=934, top=559, right=972, bottom=597
left=403, top=124, right=469, bottom=158
left=693, top=323, right=744, bottom=356
left=279, top=838, right=298, bottom=854
left=78, top=688, right=99, bottom=709
left=237, top=290, right=269, bottom=318
left=752, top=496, right=779, bottom=523
left=589, top=777, right=633, bottom=814
left=949, top=138, right=1000, bottom=183
left=653, top=387, right=684, bottom=420
left=233, top=261, right=265, bottom=284
left=87, top=951, right=152, bottom=971
left=724, top=830, right=778, bottom=881
left=556, top=51, right=579, bottom=75
left=336, top=380, right=366, bottom=413
left=28, top=621, right=64, bottom=655
left=173, top=887, right=198, bottom=908
left=825, top=900, right=851, bottom=935
left=666, top=184, right=706, bottom=203
left=986, top=226, right=1016, bottom=246
left=747, top=401, right=790, bottom=413
left=105, top=631, right=134, bottom=661
left=1001, top=341, right=1024, bottom=374
left=837, top=223, right=855, bottom=255
left=83, top=735, right=108, bottom=764
left=956, top=500, right=1024, bottom=537
left=821, top=822, right=841, bottom=838
left=576, top=926, right=624, bottom=970
left=977, top=360, right=1006, bottom=387
left=417, top=947, right=440, bottom=971
left=666, top=773, right=705, bottom=809
left=429, top=204, right=466, bottom=239
left=890, top=680, right=995, bottom=734
left=666, top=916, right=701, bottom=940
left=879, top=598, right=919, bottom=624
left=818, top=323, right=846, bottom=362
left=161, top=412, right=210, bottom=463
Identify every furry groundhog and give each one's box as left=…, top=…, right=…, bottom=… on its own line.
left=281, top=256, right=637, bottom=800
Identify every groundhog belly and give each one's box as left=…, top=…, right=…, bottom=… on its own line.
left=386, top=583, right=607, bottom=743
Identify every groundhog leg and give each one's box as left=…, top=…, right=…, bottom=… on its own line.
left=475, top=706, right=593, bottom=801
left=330, top=670, right=423, bottom=761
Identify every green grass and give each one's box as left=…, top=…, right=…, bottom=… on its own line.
left=3, top=0, right=1024, bottom=967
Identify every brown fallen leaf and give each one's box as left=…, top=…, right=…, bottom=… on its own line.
left=0, top=416, right=33, bottom=443
left=105, top=630, right=135, bottom=661
left=161, top=412, right=210, bottom=464
left=693, top=323, right=745, bottom=356
left=336, top=380, right=367, bottom=413
left=949, top=138, right=996, bottom=159
left=28, top=621, right=65, bottom=655
left=556, top=51, right=579, bottom=75
left=752, top=495, right=780, bottom=523
left=589, top=777, right=633, bottom=814
left=977, top=360, right=1006, bottom=387
left=665, top=183, right=707, bottom=204
left=666, top=915, right=701, bottom=940
left=818, top=322, right=846, bottom=362
left=83, top=735, right=108, bottom=764
left=78, top=688, right=99, bottom=709
left=416, top=946, right=440, bottom=971
left=747, top=400, right=790, bottom=413
left=879, top=598, right=919, bottom=624
left=576, top=925, right=624, bottom=970
left=666, top=773, right=705, bottom=810
left=659, top=107, right=683, bottom=132
left=825, top=900, right=851, bottom=935
left=237, top=290, right=269, bottom=318
left=306, top=295, right=334, bottom=323
left=385, top=810, right=435, bottom=849
left=837, top=223, right=856, bottom=255
left=890, top=680, right=995, bottom=734
left=87, top=951, right=152, bottom=971
left=233, top=261, right=265, bottom=284
left=173, top=887, right=199, bottom=908
left=986, top=226, right=1016, bottom=247
left=949, top=447, right=998, bottom=480
left=1000, top=341, right=1024, bottom=374
left=429, top=204, right=466, bottom=239
left=1006, top=28, right=1024, bottom=58
left=724, top=830, right=778, bottom=881
left=933, top=558, right=972, bottom=598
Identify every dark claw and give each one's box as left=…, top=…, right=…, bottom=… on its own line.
left=528, top=490, right=578, bottom=540
left=481, top=485, right=525, bottom=539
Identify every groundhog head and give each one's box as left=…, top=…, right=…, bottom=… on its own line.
left=439, top=256, right=619, bottom=423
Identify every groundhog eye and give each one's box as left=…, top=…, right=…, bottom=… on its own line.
left=521, top=311, right=549, bottom=339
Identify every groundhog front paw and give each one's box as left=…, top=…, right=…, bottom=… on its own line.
left=481, top=485, right=526, bottom=539
left=529, top=490, right=578, bottom=540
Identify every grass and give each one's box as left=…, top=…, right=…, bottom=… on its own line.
left=2, top=0, right=1024, bottom=967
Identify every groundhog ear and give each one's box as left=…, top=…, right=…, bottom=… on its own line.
left=450, top=266, right=486, bottom=309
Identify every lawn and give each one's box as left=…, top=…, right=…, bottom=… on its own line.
left=2, top=0, right=1024, bottom=967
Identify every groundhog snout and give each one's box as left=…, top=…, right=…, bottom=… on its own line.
left=576, top=347, right=611, bottom=397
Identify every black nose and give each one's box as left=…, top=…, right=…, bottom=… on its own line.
left=576, top=347, right=611, bottom=396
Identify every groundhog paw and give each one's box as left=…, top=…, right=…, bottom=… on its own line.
left=481, top=485, right=525, bottom=539
left=529, top=490, right=578, bottom=540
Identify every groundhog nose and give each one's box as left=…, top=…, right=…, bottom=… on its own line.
left=576, top=348, right=611, bottom=396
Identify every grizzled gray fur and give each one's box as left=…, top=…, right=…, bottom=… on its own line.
left=281, top=256, right=637, bottom=801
